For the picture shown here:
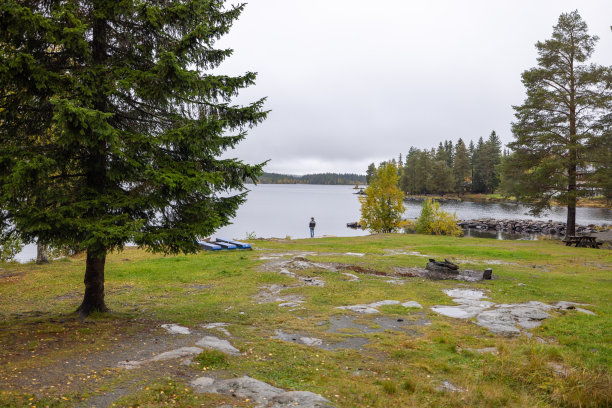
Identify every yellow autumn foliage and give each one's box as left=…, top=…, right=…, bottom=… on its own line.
left=359, top=163, right=405, bottom=233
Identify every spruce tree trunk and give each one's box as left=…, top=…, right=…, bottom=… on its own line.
left=36, top=242, right=49, bottom=264
left=566, top=162, right=577, bottom=237
left=567, top=56, right=577, bottom=238
left=77, top=249, right=108, bottom=317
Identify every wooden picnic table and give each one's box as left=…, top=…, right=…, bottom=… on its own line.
left=563, top=236, right=602, bottom=248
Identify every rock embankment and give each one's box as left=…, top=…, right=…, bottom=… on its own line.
left=458, top=218, right=601, bottom=236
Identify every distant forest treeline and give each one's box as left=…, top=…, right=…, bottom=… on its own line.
left=257, top=172, right=366, bottom=185
left=368, top=132, right=504, bottom=195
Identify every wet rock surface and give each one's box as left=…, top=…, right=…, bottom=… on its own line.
left=328, top=315, right=429, bottom=334
left=272, top=330, right=369, bottom=350
left=337, top=300, right=422, bottom=314
left=432, top=289, right=595, bottom=336
left=191, top=376, right=334, bottom=407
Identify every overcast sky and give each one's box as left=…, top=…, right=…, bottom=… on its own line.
left=217, top=0, right=612, bottom=175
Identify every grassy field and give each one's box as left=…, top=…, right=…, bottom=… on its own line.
left=0, top=234, right=610, bottom=407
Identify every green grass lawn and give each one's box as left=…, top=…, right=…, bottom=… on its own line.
left=0, top=234, right=610, bottom=407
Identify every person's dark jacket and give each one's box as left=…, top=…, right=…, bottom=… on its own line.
left=309, top=220, right=316, bottom=228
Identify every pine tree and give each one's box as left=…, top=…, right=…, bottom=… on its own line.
left=484, top=131, right=502, bottom=193
left=502, top=11, right=612, bottom=235
left=416, top=150, right=433, bottom=193
left=444, top=140, right=454, bottom=167
left=400, top=148, right=419, bottom=194
left=430, top=161, right=453, bottom=194
left=366, top=163, right=377, bottom=184
left=0, top=1, right=267, bottom=316
left=452, top=139, right=471, bottom=193
left=435, top=142, right=446, bottom=163
left=468, top=140, right=475, bottom=190
left=471, top=137, right=486, bottom=193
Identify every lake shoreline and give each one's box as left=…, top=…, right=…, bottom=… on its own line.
left=403, top=193, right=611, bottom=209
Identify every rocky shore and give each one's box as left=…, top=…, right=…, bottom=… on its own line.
left=458, top=218, right=602, bottom=236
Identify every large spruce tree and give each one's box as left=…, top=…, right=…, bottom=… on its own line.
left=503, top=11, right=611, bottom=236
left=0, top=1, right=267, bottom=316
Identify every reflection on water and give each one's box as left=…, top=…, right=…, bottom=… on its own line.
left=12, top=184, right=612, bottom=262
left=463, top=228, right=540, bottom=241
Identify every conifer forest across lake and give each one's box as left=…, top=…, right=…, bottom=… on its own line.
left=14, top=184, right=612, bottom=262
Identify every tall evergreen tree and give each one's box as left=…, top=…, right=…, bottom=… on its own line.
left=400, top=148, right=419, bottom=194
left=366, top=163, right=377, bottom=184
left=0, top=1, right=267, bottom=316
left=502, top=11, right=612, bottom=235
left=444, top=140, right=454, bottom=167
left=484, top=131, right=502, bottom=193
left=452, top=139, right=471, bottom=193
left=435, top=142, right=446, bottom=163
left=471, top=137, right=486, bottom=193
left=430, top=161, right=453, bottom=194
left=468, top=140, right=475, bottom=190
left=416, top=149, right=434, bottom=193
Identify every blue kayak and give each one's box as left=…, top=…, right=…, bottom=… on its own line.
left=214, top=241, right=237, bottom=250
left=198, top=241, right=222, bottom=251
left=216, top=238, right=251, bottom=249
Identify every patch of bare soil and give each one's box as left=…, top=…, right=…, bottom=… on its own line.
left=0, top=317, right=224, bottom=407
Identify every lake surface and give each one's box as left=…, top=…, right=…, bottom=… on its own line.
left=13, top=184, right=612, bottom=262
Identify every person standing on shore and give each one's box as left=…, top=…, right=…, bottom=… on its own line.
left=309, top=217, right=316, bottom=238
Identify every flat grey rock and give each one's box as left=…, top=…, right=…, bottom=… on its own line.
left=431, top=305, right=486, bottom=319
left=432, top=288, right=591, bottom=336
left=161, top=323, right=191, bottom=334
left=463, top=347, right=497, bottom=354
left=150, top=347, right=204, bottom=362
left=191, top=376, right=334, bottom=407
left=575, top=307, right=596, bottom=315
left=337, top=300, right=420, bottom=314
left=273, top=330, right=323, bottom=347
left=118, top=346, right=203, bottom=369
left=401, top=301, right=423, bottom=309
left=341, top=273, right=360, bottom=281
left=196, top=336, right=240, bottom=355
left=278, top=301, right=305, bottom=308
left=269, top=391, right=335, bottom=407
left=337, top=305, right=380, bottom=314
left=201, top=322, right=231, bottom=336
left=436, top=380, right=465, bottom=393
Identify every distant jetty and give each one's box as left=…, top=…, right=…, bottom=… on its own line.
left=458, top=218, right=602, bottom=236
left=346, top=218, right=605, bottom=236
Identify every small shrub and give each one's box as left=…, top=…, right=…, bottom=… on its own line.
left=194, top=349, right=229, bottom=369
left=415, top=198, right=463, bottom=237
left=381, top=380, right=397, bottom=394
left=402, top=379, right=416, bottom=393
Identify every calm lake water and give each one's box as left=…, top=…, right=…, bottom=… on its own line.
left=13, top=184, right=612, bottom=261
